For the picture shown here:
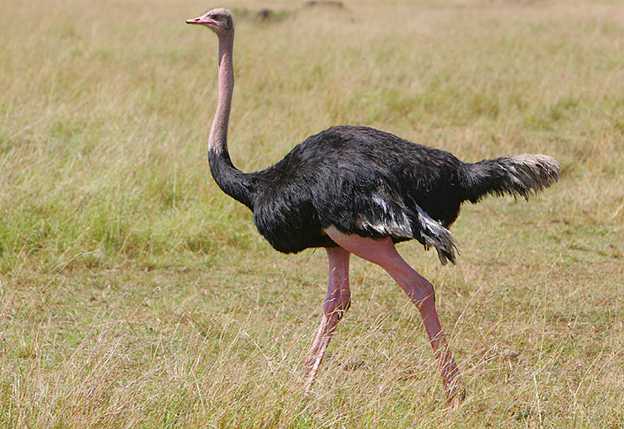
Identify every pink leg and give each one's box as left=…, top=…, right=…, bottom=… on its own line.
left=303, top=246, right=351, bottom=393
left=324, top=227, right=464, bottom=405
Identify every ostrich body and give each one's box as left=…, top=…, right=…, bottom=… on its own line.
left=186, top=8, right=560, bottom=404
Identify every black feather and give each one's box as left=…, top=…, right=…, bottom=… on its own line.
left=461, top=155, right=560, bottom=203
left=210, top=125, right=559, bottom=264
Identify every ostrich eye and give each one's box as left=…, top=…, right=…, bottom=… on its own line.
left=212, top=15, right=221, bottom=21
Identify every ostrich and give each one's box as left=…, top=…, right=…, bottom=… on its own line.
left=185, top=8, right=559, bottom=404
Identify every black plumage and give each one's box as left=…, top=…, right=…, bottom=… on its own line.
left=209, top=125, right=560, bottom=264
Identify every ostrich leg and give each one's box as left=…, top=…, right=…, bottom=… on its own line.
left=324, top=227, right=464, bottom=406
left=304, top=247, right=351, bottom=393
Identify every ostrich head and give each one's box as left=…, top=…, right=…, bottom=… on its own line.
left=186, top=8, right=234, bottom=36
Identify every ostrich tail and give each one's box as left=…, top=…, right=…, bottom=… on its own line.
left=413, top=206, right=458, bottom=265
left=461, top=154, right=560, bottom=203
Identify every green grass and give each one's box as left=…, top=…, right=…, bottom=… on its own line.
left=1, top=0, right=623, bottom=427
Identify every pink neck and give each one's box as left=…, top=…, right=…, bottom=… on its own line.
left=209, top=33, right=235, bottom=155
left=206, top=30, right=254, bottom=210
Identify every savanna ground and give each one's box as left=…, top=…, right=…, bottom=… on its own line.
left=1, top=0, right=623, bottom=427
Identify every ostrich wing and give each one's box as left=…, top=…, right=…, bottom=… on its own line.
left=315, top=181, right=458, bottom=265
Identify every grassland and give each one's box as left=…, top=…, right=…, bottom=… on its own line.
left=1, top=0, right=623, bottom=427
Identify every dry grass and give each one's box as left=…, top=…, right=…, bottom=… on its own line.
left=1, top=0, right=623, bottom=427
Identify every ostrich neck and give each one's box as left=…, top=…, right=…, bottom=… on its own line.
left=209, top=34, right=234, bottom=155
left=207, top=32, right=255, bottom=209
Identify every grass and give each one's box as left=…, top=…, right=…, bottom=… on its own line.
left=1, top=0, right=623, bottom=427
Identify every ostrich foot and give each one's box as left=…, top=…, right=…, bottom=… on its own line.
left=446, top=380, right=466, bottom=409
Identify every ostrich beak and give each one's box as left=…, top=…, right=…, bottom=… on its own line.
left=185, top=14, right=216, bottom=27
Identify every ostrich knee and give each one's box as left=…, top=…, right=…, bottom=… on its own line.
left=323, top=288, right=351, bottom=323
left=405, top=275, right=436, bottom=311
left=387, top=263, right=436, bottom=311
